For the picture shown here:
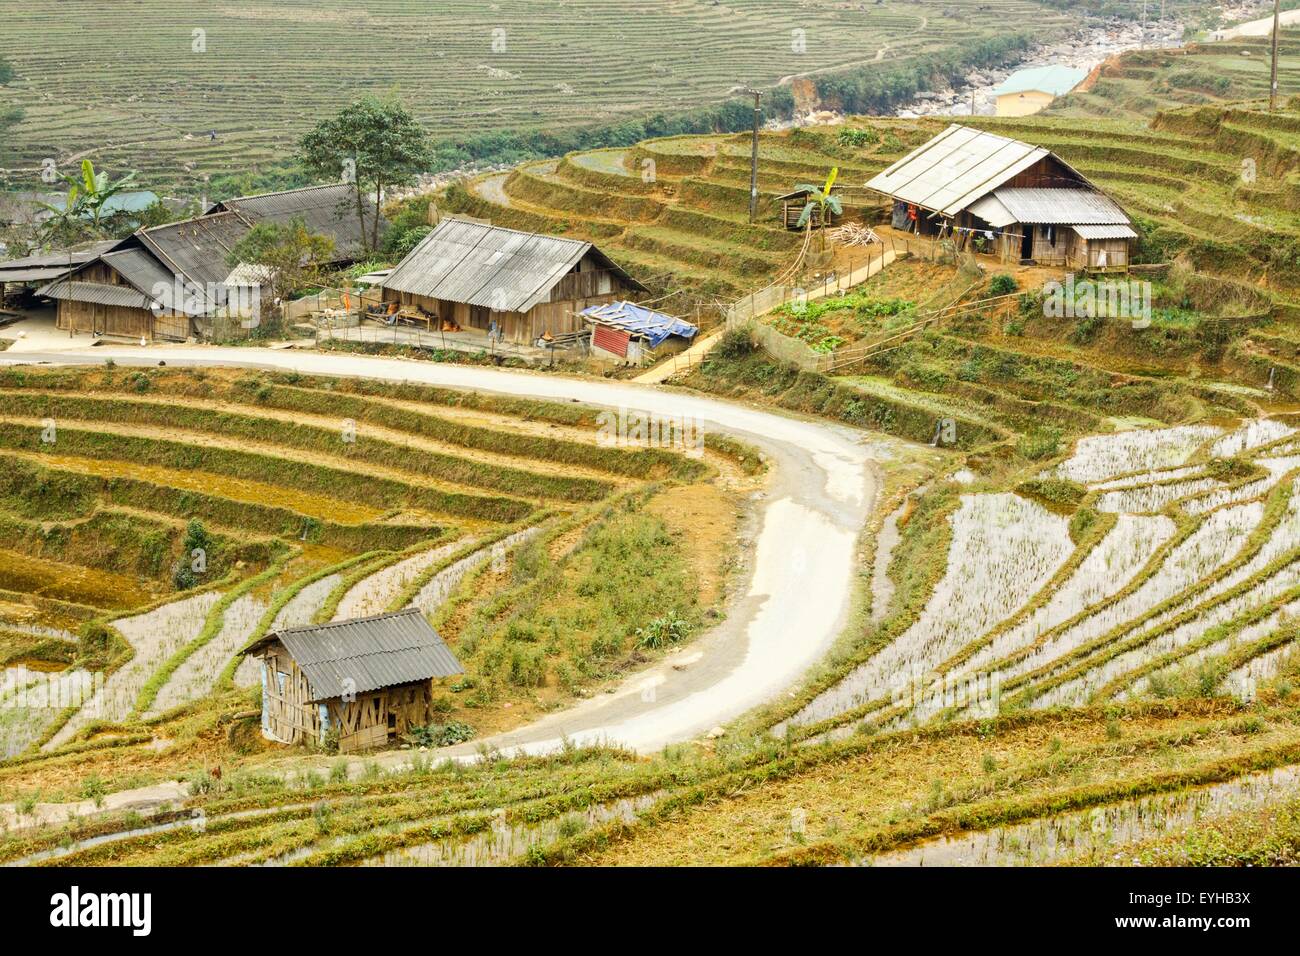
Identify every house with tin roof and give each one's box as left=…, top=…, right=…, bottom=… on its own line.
left=246, top=607, right=464, bottom=753
left=866, top=124, right=1136, bottom=271
left=381, top=218, right=647, bottom=344
left=992, top=65, right=1088, bottom=117
left=28, top=183, right=382, bottom=341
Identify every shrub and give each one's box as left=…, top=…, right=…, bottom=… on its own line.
left=989, top=273, right=1019, bottom=296
left=714, top=325, right=756, bottom=359
left=837, top=127, right=878, bottom=147
left=635, top=614, right=691, bottom=649
left=405, top=720, right=476, bottom=748
left=172, top=519, right=214, bottom=590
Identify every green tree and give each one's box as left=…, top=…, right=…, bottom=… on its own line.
left=227, top=216, right=335, bottom=305
left=297, top=96, right=431, bottom=253
left=0, top=55, right=13, bottom=85
left=173, top=519, right=214, bottom=590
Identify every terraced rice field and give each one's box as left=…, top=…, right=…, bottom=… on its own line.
left=446, top=123, right=922, bottom=303
left=0, top=362, right=730, bottom=760
left=4, top=352, right=1300, bottom=869
left=0, top=0, right=1075, bottom=190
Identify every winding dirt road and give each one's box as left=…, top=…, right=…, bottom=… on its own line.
left=3, top=345, right=880, bottom=757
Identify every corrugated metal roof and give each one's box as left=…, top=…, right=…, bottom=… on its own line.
left=383, top=219, right=642, bottom=313
left=0, top=265, right=80, bottom=283
left=255, top=607, right=463, bottom=702
left=224, top=262, right=276, bottom=286
left=37, top=279, right=152, bottom=309
left=966, top=193, right=1017, bottom=228
left=992, top=187, right=1129, bottom=224
left=1073, top=223, right=1138, bottom=240
left=101, top=247, right=175, bottom=298
left=992, top=65, right=1088, bottom=98
left=581, top=300, right=698, bottom=348
left=136, top=212, right=250, bottom=312
left=865, top=124, right=1051, bottom=217
left=0, top=240, right=117, bottom=272
left=209, top=183, right=376, bottom=261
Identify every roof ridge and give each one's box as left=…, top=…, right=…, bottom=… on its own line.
left=226, top=182, right=352, bottom=203
left=273, top=605, right=421, bottom=638
left=447, top=218, right=587, bottom=246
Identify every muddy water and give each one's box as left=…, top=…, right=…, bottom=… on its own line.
left=19, top=451, right=385, bottom=524
left=855, top=765, right=1300, bottom=867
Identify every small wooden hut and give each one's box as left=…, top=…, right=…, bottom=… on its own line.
left=776, top=186, right=844, bottom=230
left=247, top=608, right=464, bottom=754
left=380, top=219, right=647, bottom=344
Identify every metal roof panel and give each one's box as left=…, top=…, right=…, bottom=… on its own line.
left=260, top=607, right=463, bottom=701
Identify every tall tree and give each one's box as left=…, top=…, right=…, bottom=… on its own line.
left=297, top=96, right=431, bottom=253
left=227, top=216, right=335, bottom=305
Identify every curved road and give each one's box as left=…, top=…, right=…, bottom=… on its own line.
left=3, top=345, right=879, bottom=757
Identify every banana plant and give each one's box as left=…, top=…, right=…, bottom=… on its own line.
left=795, top=167, right=842, bottom=250
left=38, top=159, right=139, bottom=236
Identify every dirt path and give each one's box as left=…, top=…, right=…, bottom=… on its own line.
left=6, top=345, right=882, bottom=759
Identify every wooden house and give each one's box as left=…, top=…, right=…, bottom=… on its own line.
left=34, top=184, right=382, bottom=341
left=380, top=219, right=647, bottom=344
left=247, top=608, right=464, bottom=754
left=866, top=124, right=1136, bottom=271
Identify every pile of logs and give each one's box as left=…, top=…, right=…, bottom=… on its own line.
left=828, top=223, right=880, bottom=246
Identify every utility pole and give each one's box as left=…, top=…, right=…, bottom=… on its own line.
left=1270, top=0, right=1282, bottom=111
left=970, top=89, right=976, bottom=117
left=747, top=88, right=762, bottom=223
left=1141, top=0, right=1147, bottom=50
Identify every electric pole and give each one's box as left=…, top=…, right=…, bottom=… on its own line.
left=747, top=89, right=762, bottom=223
left=1141, top=0, right=1147, bottom=50
left=1270, top=0, right=1282, bottom=111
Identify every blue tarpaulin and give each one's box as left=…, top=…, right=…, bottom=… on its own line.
left=581, top=301, right=698, bottom=349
